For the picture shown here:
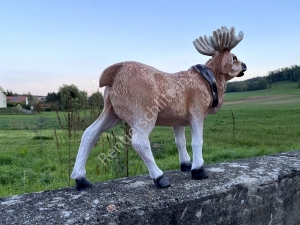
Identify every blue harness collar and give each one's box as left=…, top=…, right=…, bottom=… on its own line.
left=190, top=64, right=219, bottom=108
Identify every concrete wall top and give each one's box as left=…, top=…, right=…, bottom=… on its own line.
left=1, top=150, right=300, bottom=225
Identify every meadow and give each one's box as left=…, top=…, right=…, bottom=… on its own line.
left=0, top=81, right=299, bottom=198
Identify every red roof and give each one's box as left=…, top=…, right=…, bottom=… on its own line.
left=6, top=96, right=27, bottom=103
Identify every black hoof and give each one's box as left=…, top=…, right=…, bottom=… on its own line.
left=180, top=162, right=192, bottom=172
left=191, top=166, right=209, bottom=180
left=153, top=175, right=170, bottom=188
left=75, top=177, right=93, bottom=191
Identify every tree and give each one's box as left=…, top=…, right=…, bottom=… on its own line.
left=6, top=90, right=13, bottom=96
left=298, top=79, right=300, bottom=88
left=256, top=77, right=268, bottom=90
left=45, top=92, right=61, bottom=109
left=88, top=91, right=104, bottom=108
left=267, top=65, right=300, bottom=83
left=45, top=92, right=61, bottom=103
left=59, top=84, right=88, bottom=110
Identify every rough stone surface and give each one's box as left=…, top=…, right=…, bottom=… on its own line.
left=1, top=151, right=300, bottom=225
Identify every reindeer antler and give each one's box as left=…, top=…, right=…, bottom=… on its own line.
left=193, top=26, right=244, bottom=56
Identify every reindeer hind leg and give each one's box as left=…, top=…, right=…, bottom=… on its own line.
left=71, top=105, right=121, bottom=191
left=129, top=122, right=170, bottom=188
left=173, top=125, right=192, bottom=172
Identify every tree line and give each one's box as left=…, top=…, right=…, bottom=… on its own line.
left=5, top=84, right=104, bottom=112
left=226, top=65, right=300, bottom=93
left=45, top=84, right=104, bottom=110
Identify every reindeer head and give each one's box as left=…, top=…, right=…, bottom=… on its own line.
left=193, top=26, right=247, bottom=81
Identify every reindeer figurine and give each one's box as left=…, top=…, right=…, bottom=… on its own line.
left=71, top=26, right=247, bottom=190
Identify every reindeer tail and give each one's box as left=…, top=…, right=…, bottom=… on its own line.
left=99, top=62, right=124, bottom=87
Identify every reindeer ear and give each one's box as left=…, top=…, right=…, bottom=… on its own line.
left=221, top=52, right=233, bottom=74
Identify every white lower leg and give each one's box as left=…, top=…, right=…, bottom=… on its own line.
left=71, top=112, right=121, bottom=179
left=131, top=133, right=163, bottom=179
left=173, top=126, right=191, bottom=164
left=191, top=141, right=204, bottom=170
left=71, top=119, right=103, bottom=179
left=190, top=121, right=204, bottom=170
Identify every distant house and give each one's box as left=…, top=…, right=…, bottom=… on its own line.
left=0, top=86, right=7, bottom=108
left=6, top=96, right=28, bottom=105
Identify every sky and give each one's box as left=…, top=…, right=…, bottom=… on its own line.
left=0, top=0, right=300, bottom=96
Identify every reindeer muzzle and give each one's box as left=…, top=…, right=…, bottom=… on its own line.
left=237, top=62, right=247, bottom=77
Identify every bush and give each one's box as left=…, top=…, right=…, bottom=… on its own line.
left=44, top=108, right=51, bottom=112
left=49, top=102, right=59, bottom=110
left=24, top=105, right=31, bottom=110
left=33, top=103, right=42, bottom=113
left=6, top=102, right=24, bottom=107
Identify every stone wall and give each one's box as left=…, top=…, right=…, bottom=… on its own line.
left=1, top=150, right=300, bottom=225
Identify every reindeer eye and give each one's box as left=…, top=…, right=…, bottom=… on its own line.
left=233, top=56, right=237, bottom=61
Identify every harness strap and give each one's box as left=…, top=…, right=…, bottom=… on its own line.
left=190, top=64, right=219, bottom=108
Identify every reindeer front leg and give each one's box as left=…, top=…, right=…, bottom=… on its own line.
left=190, top=118, right=209, bottom=180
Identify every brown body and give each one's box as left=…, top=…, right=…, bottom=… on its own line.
left=99, top=51, right=242, bottom=127
left=100, top=61, right=211, bottom=127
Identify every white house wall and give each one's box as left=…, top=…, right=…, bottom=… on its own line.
left=0, top=92, right=7, bottom=108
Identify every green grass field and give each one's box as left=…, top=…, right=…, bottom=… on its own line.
left=0, top=81, right=299, bottom=198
